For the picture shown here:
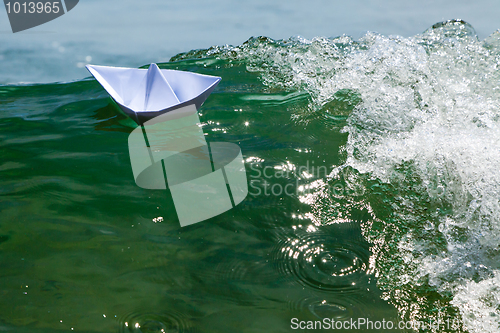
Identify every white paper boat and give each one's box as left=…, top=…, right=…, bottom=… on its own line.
left=86, top=63, right=221, bottom=125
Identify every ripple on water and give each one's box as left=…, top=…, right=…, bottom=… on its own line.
left=272, top=225, right=370, bottom=292
left=289, top=297, right=353, bottom=321
left=118, top=311, right=192, bottom=333
left=288, top=293, right=384, bottom=323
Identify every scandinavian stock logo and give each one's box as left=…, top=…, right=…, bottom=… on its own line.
left=3, top=0, right=79, bottom=33
left=128, top=104, right=249, bottom=227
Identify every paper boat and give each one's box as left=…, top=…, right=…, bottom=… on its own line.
left=86, top=63, right=221, bottom=125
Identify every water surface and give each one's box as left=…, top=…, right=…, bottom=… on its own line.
left=2, top=19, right=500, bottom=333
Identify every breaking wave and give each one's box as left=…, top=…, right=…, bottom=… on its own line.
left=174, top=19, right=500, bottom=333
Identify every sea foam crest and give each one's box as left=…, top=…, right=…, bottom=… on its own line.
left=196, top=20, right=500, bottom=333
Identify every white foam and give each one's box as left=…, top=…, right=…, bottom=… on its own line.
left=222, top=21, right=500, bottom=332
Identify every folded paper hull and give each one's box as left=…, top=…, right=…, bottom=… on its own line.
left=117, top=84, right=219, bottom=125
left=86, top=63, right=221, bottom=125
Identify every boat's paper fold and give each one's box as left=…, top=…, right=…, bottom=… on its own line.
left=86, top=63, right=221, bottom=124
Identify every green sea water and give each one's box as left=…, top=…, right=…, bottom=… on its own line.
left=2, top=20, right=500, bottom=332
